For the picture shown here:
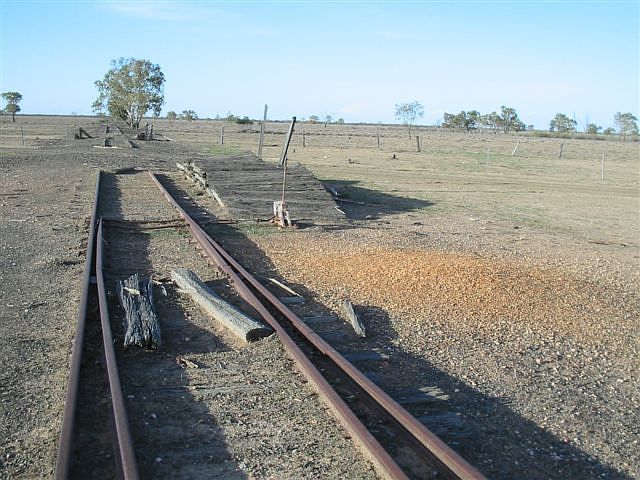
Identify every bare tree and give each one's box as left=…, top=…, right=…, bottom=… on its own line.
left=614, top=112, right=639, bottom=139
left=395, top=101, right=424, bottom=139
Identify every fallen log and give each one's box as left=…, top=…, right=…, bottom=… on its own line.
left=117, top=273, right=161, bottom=349
left=190, top=170, right=208, bottom=188
left=171, top=268, right=272, bottom=342
left=192, top=165, right=207, bottom=178
left=176, top=162, right=225, bottom=207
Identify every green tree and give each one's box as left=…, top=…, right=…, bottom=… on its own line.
left=466, top=110, right=481, bottom=131
left=166, top=110, right=177, bottom=121
left=336, top=118, right=345, bottom=124
left=603, top=127, right=615, bottom=135
left=549, top=113, right=577, bottom=133
left=1, top=91, right=22, bottom=122
left=308, top=115, right=320, bottom=123
left=179, top=110, right=198, bottom=121
left=443, top=110, right=480, bottom=131
left=92, top=58, right=165, bottom=129
left=586, top=123, right=601, bottom=135
left=480, top=112, right=501, bottom=133
left=614, top=112, right=639, bottom=138
left=500, top=106, right=524, bottom=133
left=442, top=112, right=456, bottom=129
left=395, top=101, right=424, bottom=138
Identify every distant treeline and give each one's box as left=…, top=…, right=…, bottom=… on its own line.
left=441, top=108, right=638, bottom=140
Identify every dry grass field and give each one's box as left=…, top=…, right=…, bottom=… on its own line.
left=150, top=117, right=639, bottom=249
left=1, top=115, right=638, bottom=479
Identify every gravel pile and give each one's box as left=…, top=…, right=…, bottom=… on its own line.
left=265, top=239, right=619, bottom=342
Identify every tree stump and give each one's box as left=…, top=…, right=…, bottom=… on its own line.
left=117, top=273, right=161, bottom=349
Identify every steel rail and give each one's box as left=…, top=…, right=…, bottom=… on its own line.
left=149, top=171, right=486, bottom=479
left=148, top=171, right=408, bottom=479
left=55, top=173, right=139, bottom=479
left=96, top=219, right=140, bottom=480
left=205, top=236, right=486, bottom=480
left=55, top=171, right=102, bottom=479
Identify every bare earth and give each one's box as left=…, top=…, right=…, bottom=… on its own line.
left=0, top=115, right=638, bottom=479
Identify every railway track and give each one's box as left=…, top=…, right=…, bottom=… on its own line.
left=55, top=171, right=139, bottom=479
left=55, top=169, right=485, bottom=479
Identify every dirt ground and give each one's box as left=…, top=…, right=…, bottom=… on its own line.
left=1, top=115, right=638, bottom=479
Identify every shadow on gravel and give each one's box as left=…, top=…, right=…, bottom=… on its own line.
left=322, top=179, right=433, bottom=220
left=99, top=172, right=247, bottom=479
left=157, top=174, right=630, bottom=480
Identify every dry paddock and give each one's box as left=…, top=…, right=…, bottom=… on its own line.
left=0, top=115, right=638, bottom=479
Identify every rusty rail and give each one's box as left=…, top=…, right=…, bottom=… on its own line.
left=55, top=171, right=101, bottom=479
left=149, top=171, right=405, bottom=478
left=96, top=219, right=140, bottom=479
left=55, top=173, right=139, bottom=479
left=149, top=171, right=486, bottom=480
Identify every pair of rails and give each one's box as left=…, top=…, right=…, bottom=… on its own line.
left=54, top=170, right=484, bottom=480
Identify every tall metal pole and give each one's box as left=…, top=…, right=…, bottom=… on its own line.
left=278, top=116, right=296, bottom=167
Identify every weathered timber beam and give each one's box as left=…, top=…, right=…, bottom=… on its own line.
left=171, top=269, right=271, bottom=342
left=342, top=299, right=366, bottom=337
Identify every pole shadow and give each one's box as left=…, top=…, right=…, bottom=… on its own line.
left=322, top=179, right=433, bottom=220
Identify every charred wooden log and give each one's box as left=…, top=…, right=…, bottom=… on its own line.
left=116, top=273, right=161, bottom=349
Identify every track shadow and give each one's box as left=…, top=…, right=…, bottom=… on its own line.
left=157, top=174, right=630, bottom=480
left=344, top=306, right=632, bottom=480
left=98, top=172, right=247, bottom=479
left=322, top=179, right=433, bottom=220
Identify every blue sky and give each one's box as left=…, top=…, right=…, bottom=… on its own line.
left=0, top=1, right=638, bottom=129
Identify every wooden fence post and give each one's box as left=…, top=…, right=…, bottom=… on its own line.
left=558, top=143, right=564, bottom=159
left=511, top=140, right=520, bottom=156
left=302, top=129, right=306, bottom=148
left=416, top=135, right=421, bottom=152
left=601, top=153, right=606, bottom=183
left=257, top=104, right=268, bottom=160
left=220, top=126, right=224, bottom=145
left=377, top=132, right=381, bottom=150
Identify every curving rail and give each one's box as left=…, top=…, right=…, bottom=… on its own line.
left=149, top=171, right=486, bottom=480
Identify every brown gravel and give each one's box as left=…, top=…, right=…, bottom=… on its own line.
left=264, top=240, right=619, bottom=341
